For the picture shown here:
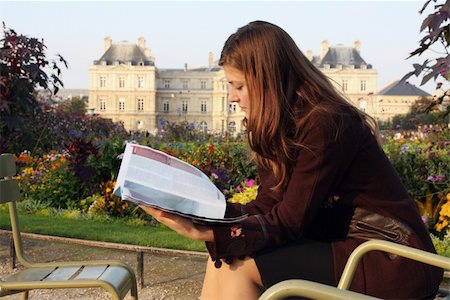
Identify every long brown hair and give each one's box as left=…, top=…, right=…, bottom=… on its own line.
left=219, top=20, right=379, bottom=191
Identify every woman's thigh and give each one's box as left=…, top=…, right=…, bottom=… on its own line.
left=201, top=256, right=263, bottom=299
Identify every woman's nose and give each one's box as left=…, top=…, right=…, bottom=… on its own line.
left=228, top=90, right=239, bottom=103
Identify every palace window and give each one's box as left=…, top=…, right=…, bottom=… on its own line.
left=99, top=99, right=106, bottom=111
left=119, top=98, right=125, bottom=111
left=138, top=76, right=144, bottom=88
left=199, top=121, right=208, bottom=133
left=164, top=80, right=171, bottom=89
left=183, top=80, right=189, bottom=89
left=119, top=76, right=125, bottom=88
left=100, top=76, right=106, bottom=88
left=163, top=99, right=169, bottom=113
left=342, top=80, right=348, bottom=92
left=137, top=98, right=144, bottom=111
left=360, top=80, right=367, bottom=92
left=201, top=80, right=207, bottom=89
left=228, top=103, right=237, bottom=113
left=182, top=100, right=188, bottom=113
left=201, top=100, right=207, bottom=113
left=228, top=121, right=236, bottom=133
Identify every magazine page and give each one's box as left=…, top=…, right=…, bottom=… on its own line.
left=114, top=143, right=246, bottom=223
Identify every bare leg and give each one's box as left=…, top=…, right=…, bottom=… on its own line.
left=200, top=256, right=264, bottom=300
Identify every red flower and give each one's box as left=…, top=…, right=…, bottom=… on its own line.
left=230, top=225, right=244, bottom=238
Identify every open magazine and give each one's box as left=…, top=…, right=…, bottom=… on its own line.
left=113, top=143, right=248, bottom=224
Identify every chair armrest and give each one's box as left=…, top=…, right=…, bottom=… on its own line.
left=338, top=239, right=450, bottom=290
left=259, top=279, right=380, bottom=300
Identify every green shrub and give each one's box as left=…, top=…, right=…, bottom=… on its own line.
left=431, top=234, right=450, bottom=258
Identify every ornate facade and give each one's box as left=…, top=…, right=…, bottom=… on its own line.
left=89, top=37, right=383, bottom=133
left=307, top=40, right=378, bottom=116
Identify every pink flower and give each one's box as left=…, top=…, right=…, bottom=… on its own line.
left=244, top=179, right=255, bottom=187
left=236, top=185, right=242, bottom=192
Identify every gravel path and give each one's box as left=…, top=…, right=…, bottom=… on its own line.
left=0, top=236, right=207, bottom=299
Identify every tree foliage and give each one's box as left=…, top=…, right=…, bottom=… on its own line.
left=402, top=0, right=450, bottom=119
left=0, top=23, right=67, bottom=153
left=402, top=0, right=449, bottom=85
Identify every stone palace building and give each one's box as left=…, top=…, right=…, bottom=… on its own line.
left=88, top=37, right=428, bottom=133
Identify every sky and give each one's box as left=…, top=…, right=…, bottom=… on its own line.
left=0, top=0, right=445, bottom=94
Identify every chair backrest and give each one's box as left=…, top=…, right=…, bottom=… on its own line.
left=0, top=154, right=20, bottom=204
left=0, top=153, right=31, bottom=267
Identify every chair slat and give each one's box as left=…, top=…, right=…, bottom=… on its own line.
left=0, top=179, right=20, bottom=204
left=0, top=154, right=16, bottom=178
left=75, top=266, right=108, bottom=280
left=100, top=266, right=131, bottom=287
left=5, top=268, right=57, bottom=283
left=43, top=267, right=81, bottom=281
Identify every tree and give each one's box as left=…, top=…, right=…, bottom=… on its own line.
left=402, top=0, right=450, bottom=117
left=57, top=97, right=87, bottom=116
left=0, top=23, right=67, bottom=153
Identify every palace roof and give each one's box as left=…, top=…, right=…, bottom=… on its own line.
left=319, top=45, right=372, bottom=69
left=378, top=80, right=430, bottom=96
left=94, top=42, right=154, bottom=66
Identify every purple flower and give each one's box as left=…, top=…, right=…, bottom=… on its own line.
left=427, top=175, right=445, bottom=183
left=421, top=215, right=429, bottom=224
left=211, top=172, right=219, bottom=179
left=435, top=174, right=446, bottom=182
left=400, top=144, right=410, bottom=153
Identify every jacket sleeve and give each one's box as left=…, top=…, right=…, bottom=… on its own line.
left=205, top=117, right=362, bottom=262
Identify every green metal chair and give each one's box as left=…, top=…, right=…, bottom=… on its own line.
left=260, top=238, right=450, bottom=300
left=0, top=153, right=138, bottom=300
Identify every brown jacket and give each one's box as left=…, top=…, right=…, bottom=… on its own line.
left=206, top=113, right=443, bottom=299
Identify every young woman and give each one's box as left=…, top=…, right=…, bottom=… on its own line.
left=141, top=21, right=443, bottom=299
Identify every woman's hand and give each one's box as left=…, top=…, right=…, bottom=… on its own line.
left=140, top=206, right=214, bottom=242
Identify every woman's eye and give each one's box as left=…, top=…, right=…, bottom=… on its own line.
left=236, top=86, right=243, bottom=91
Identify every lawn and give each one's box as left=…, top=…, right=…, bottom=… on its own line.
left=0, top=207, right=206, bottom=252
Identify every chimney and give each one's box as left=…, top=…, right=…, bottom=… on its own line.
left=184, top=63, right=188, bottom=72
left=306, top=50, right=313, bottom=61
left=208, top=52, right=214, bottom=68
left=138, top=36, right=145, bottom=48
left=320, top=40, right=329, bottom=59
left=104, top=36, right=112, bottom=52
left=354, top=40, right=361, bottom=53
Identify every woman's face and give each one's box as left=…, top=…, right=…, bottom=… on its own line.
left=223, top=65, right=250, bottom=118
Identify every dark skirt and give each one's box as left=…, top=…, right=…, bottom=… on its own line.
left=254, top=238, right=336, bottom=289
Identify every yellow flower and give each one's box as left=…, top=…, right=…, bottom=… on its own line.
left=228, top=185, right=258, bottom=205
left=440, top=201, right=450, bottom=218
